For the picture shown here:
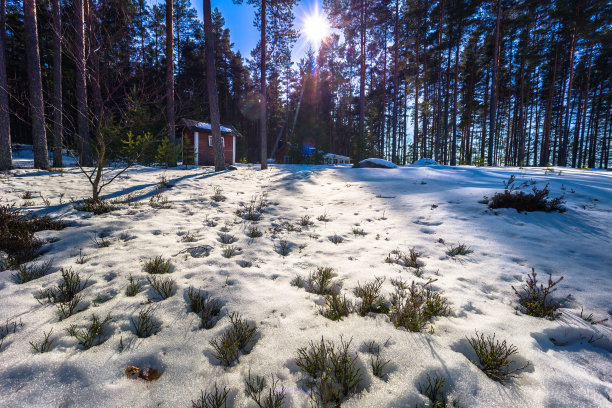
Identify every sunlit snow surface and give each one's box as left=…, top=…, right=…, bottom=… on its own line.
left=1, top=152, right=611, bottom=407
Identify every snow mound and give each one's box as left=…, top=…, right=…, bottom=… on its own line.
left=412, top=158, right=439, bottom=166
left=353, top=158, right=398, bottom=168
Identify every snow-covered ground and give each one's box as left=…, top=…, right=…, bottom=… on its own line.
left=1, top=156, right=611, bottom=407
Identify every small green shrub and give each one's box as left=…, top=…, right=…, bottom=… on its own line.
left=218, top=233, right=237, bottom=244
left=144, top=256, right=172, bottom=274
left=418, top=375, right=447, bottom=407
left=30, top=329, right=54, bottom=353
left=67, top=313, right=112, bottom=349
left=467, top=331, right=529, bottom=383
left=329, top=234, right=344, bottom=244
left=92, top=234, right=112, bottom=248
left=308, top=266, right=340, bottom=295
left=181, top=232, right=197, bottom=242
left=75, top=198, right=118, bottom=215
left=296, top=337, right=362, bottom=406
left=366, top=341, right=390, bottom=379
left=39, top=267, right=88, bottom=319
left=131, top=306, right=160, bottom=338
left=0, top=318, right=22, bottom=351
left=247, top=226, right=263, bottom=238
left=352, top=227, right=366, bottom=236
left=147, top=275, right=175, bottom=300
left=488, top=175, right=566, bottom=213
left=209, top=312, right=257, bottom=366
left=299, top=215, right=314, bottom=227
left=512, top=269, right=563, bottom=319
left=236, top=194, right=267, bottom=220
left=221, top=245, right=238, bottom=258
left=126, top=274, right=144, bottom=296
left=446, top=243, right=473, bottom=257
left=244, top=371, right=286, bottom=408
left=187, top=287, right=222, bottom=329
left=276, top=240, right=290, bottom=256
left=192, top=383, right=230, bottom=408
left=0, top=205, right=64, bottom=265
left=316, top=212, right=330, bottom=222
left=354, top=277, right=389, bottom=316
left=389, top=279, right=451, bottom=332
left=321, top=293, right=353, bottom=321
left=12, top=259, right=53, bottom=283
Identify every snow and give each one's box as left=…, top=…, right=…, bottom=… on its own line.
left=354, top=158, right=398, bottom=168
left=192, top=121, right=233, bottom=133
left=412, top=158, right=440, bottom=166
left=1, top=157, right=611, bottom=407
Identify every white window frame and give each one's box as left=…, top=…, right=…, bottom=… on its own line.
left=209, top=135, right=225, bottom=147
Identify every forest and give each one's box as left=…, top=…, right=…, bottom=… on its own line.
left=0, top=0, right=610, bottom=170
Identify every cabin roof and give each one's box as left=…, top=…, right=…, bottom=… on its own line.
left=180, top=118, right=233, bottom=134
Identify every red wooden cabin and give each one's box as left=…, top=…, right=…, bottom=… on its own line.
left=179, top=118, right=236, bottom=166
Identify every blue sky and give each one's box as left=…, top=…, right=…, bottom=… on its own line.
left=196, top=0, right=325, bottom=62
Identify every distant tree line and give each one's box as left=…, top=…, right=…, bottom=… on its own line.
left=0, top=0, right=610, bottom=170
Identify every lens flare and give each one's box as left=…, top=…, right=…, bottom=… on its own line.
left=302, top=9, right=330, bottom=47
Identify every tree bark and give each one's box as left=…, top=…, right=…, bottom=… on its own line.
left=488, top=0, right=501, bottom=166
left=391, top=0, right=399, bottom=163
left=451, top=39, right=459, bottom=166
left=0, top=0, right=11, bottom=170
left=203, top=0, right=225, bottom=171
left=260, top=0, right=267, bottom=169
left=75, top=0, right=91, bottom=166
left=52, top=0, right=62, bottom=167
left=413, top=29, right=419, bottom=164
left=559, top=21, right=577, bottom=167
left=358, top=0, right=366, bottom=160
left=166, top=0, right=176, bottom=166
left=24, top=0, right=49, bottom=169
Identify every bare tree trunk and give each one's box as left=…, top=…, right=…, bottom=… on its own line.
left=451, top=40, right=459, bottom=166
left=488, top=0, right=501, bottom=166
left=358, top=0, right=366, bottom=160
left=540, top=40, right=559, bottom=167
left=413, top=30, right=419, bottom=164
left=75, top=0, right=91, bottom=166
left=52, top=0, right=62, bottom=167
left=203, top=0, right=225, bottom=171
left=0, top=0, right=11, bottom=170
left=435, top=0, right=445, bottom=162
left=391, top=0, right=399, bottom=163
left=559, top=21, right=577, bottom=167
left=166, top=0, right=176, bottom=166
left=260, top=0, right=267, bottom=169
left=24, top=0, right=49, bottom=169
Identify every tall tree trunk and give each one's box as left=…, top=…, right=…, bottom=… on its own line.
left=481, top=67, right=489, bottom=163
left=451, top=39, right=459, bottom=166
left=166, top=0, right=176, bottom=166
left=358, top=0, right=366, bottom=160
left=0, top=0, right=10, bottom=170
left=24, top=0, right=49, bottom=169
left=75, top=0, right=90, bottom=166
left=540, top=39, right=559, bottom=167
left=488, top=0, right=501, bottom=166
left=391, top=0, right=399, bottom=163
left=260, top=0, right=267, bottom=169
left=413, top=30, right=419, bottom=164
left=203, top=0, right=225, bottom=171
left=559, top=21, right=577, bottom=166
left=435, top=0, right=445, bottom=162
left=52, top=0, right=62, bottom=167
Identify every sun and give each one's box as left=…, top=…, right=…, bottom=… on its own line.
left=302, top=9, right=331, bottom=47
